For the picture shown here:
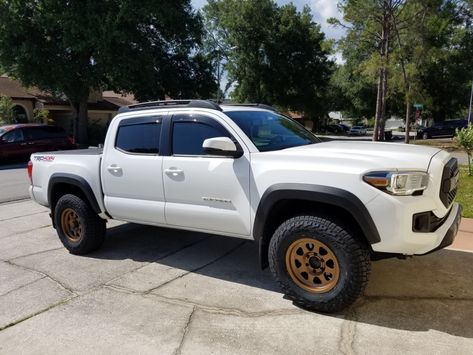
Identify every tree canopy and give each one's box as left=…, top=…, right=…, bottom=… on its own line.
left=203, top=0, right=333, bottom=120
left=331, top=0, right=473, bottom=140
left=0, top=0, right=217, bottom=143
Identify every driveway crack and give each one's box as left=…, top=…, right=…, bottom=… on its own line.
left=104, top=236, right=211, bottom=287
left=5, top=260, right=75, bottom=295
left=0, top=276, right=46, bottom=298
left=174, top=306, right=196, bottom=355
left=145, top=241, right=247, bottom=294
left=338, top=305, right=359, bottom=355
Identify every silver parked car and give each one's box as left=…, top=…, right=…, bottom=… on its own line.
left=349, top=126, right=367, bottom=136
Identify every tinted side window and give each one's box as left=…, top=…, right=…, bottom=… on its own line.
left=24, top=127, right=43, bottom=140
left=23, top=126, right=65, bottom=140
left=172, top=121, right=228, bottom=156
left=116, top=122, right=161, bottom=154
left=43, top=126, right=67, bottom=138
left=2, top=129, right=24, bottom=143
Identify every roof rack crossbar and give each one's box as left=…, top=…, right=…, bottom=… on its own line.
left=118, top=99, right=222, bottom=113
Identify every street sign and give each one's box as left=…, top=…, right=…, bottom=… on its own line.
left=413, top=103, right=424, bottom=109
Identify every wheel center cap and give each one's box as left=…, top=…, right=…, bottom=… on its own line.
left=308, top=256, right=322, bottom=269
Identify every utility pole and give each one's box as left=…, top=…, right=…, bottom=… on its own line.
left=468, top=80, right=473, bottom=125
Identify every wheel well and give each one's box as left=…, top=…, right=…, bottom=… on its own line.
left=50, top=183, right=90, bottom=215
left=259, top=199, right=370, bottom=268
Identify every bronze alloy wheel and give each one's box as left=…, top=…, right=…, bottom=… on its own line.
left=285, top=237, right=340, bottom=293
left=60, top=208, right=83, bottom=243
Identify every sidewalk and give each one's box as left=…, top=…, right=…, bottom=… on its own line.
left=450, top=217, right=473, bottom=251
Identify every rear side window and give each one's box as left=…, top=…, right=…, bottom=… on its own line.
left=116, top=121, right=161, bottom=154
left=172, top=121, right=228, bottom=156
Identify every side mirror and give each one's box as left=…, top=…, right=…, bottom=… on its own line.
left=202, top=137, right=243, bottom=158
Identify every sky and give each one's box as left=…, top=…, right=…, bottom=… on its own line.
left=190, top=0, right=347, bottom=42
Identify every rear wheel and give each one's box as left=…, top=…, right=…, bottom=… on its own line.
left=269, top=215, right=371, bottom=313
left=422, top=132, right=429, bottom=140
left=54, top=194, right=106, bottom=254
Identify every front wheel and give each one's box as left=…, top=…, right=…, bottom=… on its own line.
left=422, top=132, right=429, bottom=140
left=54, top=194, right=106, bottom=254
left=268, top=215, right=371, bottom=313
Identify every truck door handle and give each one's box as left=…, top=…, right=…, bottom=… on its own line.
left=106, top=165, right=122, bottom=173
left=164, top=168, right=183, bottom=177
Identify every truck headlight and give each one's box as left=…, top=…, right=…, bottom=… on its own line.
left=363, top=171, right=428, bottom=196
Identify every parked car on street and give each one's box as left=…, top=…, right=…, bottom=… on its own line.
left=348, top=125, right=367, bottom=136
left=417, top=119, right=468, bottom=140
left=0, top=124, right=75, bottom=162
left=339, top=123, right=350, bottom=133
left=323, top=124, right=345, bottom=134
left=29, top=100, right=461, bottom=313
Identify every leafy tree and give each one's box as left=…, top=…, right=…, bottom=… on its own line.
left=0, top=95, right=15, bottom=124
left=332, top=0, right=473, bottom=141
left=327, top=62, right=378, bottom=120
left=0, top=0, right=217, bottom=144
left=419, top=1, right=473, bottom=123
left=456, top=125, right=473, bottom=175
left=203, top=0, right=332, bottom=122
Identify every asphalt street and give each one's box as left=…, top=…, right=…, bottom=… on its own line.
left=0, top=163, right=30, bottom=203
left=0, top=199, right=472, bottom=354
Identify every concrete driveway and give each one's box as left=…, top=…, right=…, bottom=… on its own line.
left=1, top=200, right=472, bottom=354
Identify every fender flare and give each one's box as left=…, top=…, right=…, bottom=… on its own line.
left=48, top=173, right=102, bottom=214
left=254, top=184, right=381, bottom=267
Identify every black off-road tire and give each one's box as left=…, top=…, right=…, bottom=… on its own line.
left=54, top=194, right=106, bottom=254
left=268, top=215, right=371, bottom=313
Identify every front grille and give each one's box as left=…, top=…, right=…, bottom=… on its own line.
left=439, top=158, right=459, bottom=208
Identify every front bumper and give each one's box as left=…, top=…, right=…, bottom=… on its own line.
left=421, top=203, right=462, bottom=255
left=369, top=199, right=462, bottom=255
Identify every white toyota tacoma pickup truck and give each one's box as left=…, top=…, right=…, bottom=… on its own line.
left=29, top=100, right=462, bottom=313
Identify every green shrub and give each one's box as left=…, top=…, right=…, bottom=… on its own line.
left=33, top=108, right=51, bottom=124
left=455, top=124, right=473, bottom=175
left=0, top=96, right=15, bottom=124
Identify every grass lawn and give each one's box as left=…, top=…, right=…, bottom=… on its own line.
left=414, top=139, right=460, bottom=152
left=457, top=165, right=473, bottom=218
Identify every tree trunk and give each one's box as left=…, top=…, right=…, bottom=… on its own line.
left=374, top=3, right=390, bottom=142
left=404, top=91, right=411, bottom=144
left=373, top=68, right=383, bottom=141
left=378, top=65, right=388, bottom=141
left=71, top=98, right=89, bottom=145
left=78, top=99, right=88, bottom=145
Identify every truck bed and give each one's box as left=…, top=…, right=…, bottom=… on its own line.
left=30, top=148, right=105, bottom=213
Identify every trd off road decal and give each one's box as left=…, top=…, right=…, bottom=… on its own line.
left=34, top=156, right=55, bottom=162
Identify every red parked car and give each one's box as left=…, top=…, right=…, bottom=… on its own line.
left=0, top=124, right=76, bottom=162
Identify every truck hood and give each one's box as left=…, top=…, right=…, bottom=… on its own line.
left=267, top=141, right=442, bottom=171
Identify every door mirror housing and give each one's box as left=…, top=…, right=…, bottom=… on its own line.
left=202, top=137, right=243, bottom=158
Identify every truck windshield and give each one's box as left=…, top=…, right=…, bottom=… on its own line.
left=225, top=110, right=320, bottom=152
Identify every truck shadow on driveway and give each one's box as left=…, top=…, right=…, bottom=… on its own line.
left=86, top=222, right=473, bottom=339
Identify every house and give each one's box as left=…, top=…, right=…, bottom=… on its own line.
left=0, top=76, right=136, bottom=135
